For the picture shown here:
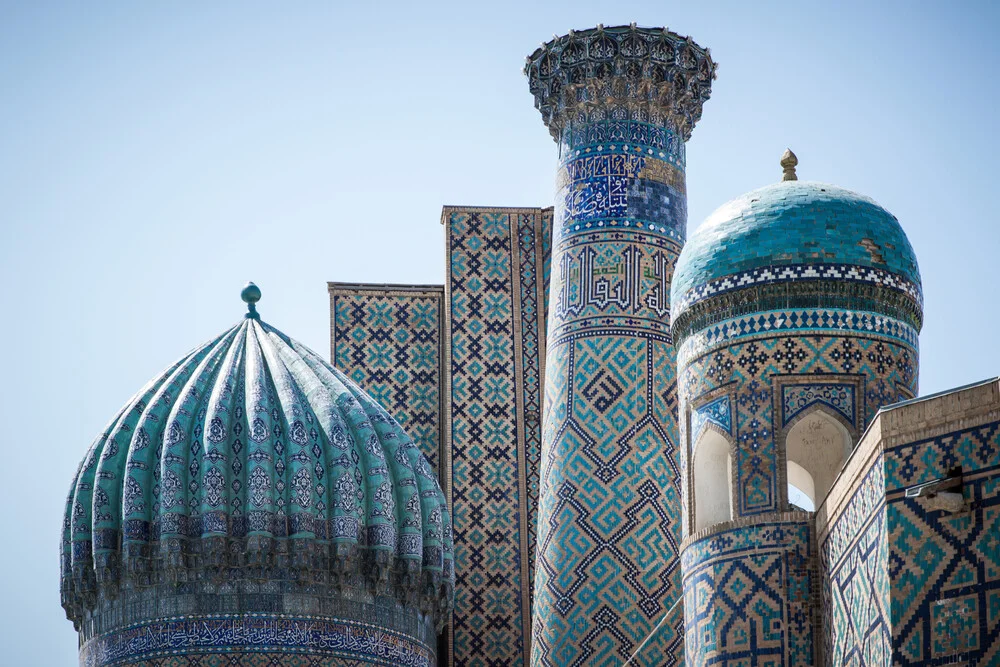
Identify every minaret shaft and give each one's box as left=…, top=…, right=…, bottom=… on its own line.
left=525, top=25, right=715, bottom=666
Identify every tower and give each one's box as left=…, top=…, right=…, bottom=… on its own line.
left=524, top=25, right=715, bottom=666
left=671, top=156, right=923, bottom=666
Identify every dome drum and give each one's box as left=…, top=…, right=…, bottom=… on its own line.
left=671, top=276, right=924, bottom=345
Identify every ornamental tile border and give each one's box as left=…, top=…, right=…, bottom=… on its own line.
left=672, top=262, right=923, bottom=316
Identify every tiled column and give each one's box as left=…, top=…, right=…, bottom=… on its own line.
left=524, top=25, right=714, bottom=667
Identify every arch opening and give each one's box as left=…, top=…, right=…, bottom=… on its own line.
left=787, top=460, right=816, bottom=512
left=693, top=427, right=733, bottom=532
left=784, top=409, right=852, bottom=511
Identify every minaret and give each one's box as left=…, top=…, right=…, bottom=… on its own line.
left=524, top=25, right=715, bottom=666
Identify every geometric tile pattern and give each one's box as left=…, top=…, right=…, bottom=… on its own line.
left=678, top=308, right=920, bottom=362
left=821, top=458, right=891, bottom=667
left=678, top=313, right=917, bottom=519
left=781, top=383, right=855, bottom=428
left=107, top=657, right=374, bottom=666
left=692, top=394, right=733, bottom=440
left=80, top=614, right=435, bottom=667
left=682, top=519, right=815, bottom=667
left=329, top=285, right=445, bottom=473
left=884, top=420, right=1000, bottom=666
left=532, top=111, right=689, bottom=665
left=444, top=207, right=550, bottom=667
left=673, top=260, right=923, bottom=316
left=821, top=413, right=1000, bottom=667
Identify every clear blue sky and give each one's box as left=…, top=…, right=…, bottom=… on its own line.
left=1, top=1, right=997, bottom=663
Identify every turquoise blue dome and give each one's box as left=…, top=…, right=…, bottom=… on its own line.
left=61, top=292, right=454, bottom=639
left=671, top=180, right=922, bottom=333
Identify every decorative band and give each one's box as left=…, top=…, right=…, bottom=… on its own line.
left=673, top=263, right=923, bottom=316
left=677, top=307, right=919, bottom=364
left=80, top=613, right=434, bottom=667
left=558, top=119, right=685, bottom=167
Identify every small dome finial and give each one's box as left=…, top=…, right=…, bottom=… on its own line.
left=241, top=282, right=261, bottom=319
left=780, top=149, right=798, bottom=181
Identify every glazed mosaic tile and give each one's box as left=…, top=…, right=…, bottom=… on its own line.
left=679, top=327, right=916, bottom=519
left=63, top=301, right=453, bottom=666
left=80, top=614, right=435, bottom=667
left=672, top=181, right=921, bottom=304
left=329, top=208, right=551, bottom=667
left=820, top=457, right=891, bottom=667
left=678, top=308, right=920, bottom=365
left=821, top=414, right=1000, bottom=666
left=781, top=383, right=856, bottom=428
left=328, top=285, right=445, bottom=474
left=672, top=261, right=923, bottom=319
left=885, top=422, right=1000, bottom=665
left=525, top=25, right=716, bottom=667
left=444, top=206, right=550, bottom=667
left=691, top=394, right=733, bottom=441
left=682, top=518, right=816, bottom=667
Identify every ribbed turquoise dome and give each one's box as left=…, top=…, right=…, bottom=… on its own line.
left=61, top=293, right=454, bottom=638
left=671, top=180, right=922, bottom=331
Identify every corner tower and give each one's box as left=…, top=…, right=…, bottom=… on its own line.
left=672, top=155, right=922, bottom=666
left=524, top=25, right=715, bottom=666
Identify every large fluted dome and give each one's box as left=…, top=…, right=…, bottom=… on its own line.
left=61, top=285, right=453, bottom=666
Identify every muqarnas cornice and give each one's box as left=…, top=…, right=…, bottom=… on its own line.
left=524, top=24, right=716, bottom=140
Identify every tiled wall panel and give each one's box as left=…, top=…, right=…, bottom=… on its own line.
left=328, top=284, right=445, bottom=474
left=444, top=206, right=550, bottom=667
left=820, top=457, right=891, bottom=667
left=884, top=420, right=1000, bottom=665
left=682, top=518, right=816, bottom=667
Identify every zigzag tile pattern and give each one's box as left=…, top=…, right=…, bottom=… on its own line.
left=820, top=458, right=891, bottom=667
left=820, top=416, right=1000, bottom=666
left=445, top=207, right=549, bottom=667
left=533, top=119, right=688, bottom=666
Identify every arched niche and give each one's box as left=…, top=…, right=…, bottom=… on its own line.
left=787, top=460, right=816, bottom=512
left=693, top=426, right=733, bottom=532
left=784, top=408, right=852, bottom=511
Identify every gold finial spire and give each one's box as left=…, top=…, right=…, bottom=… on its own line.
left=780, top=149, right=798, bottom=181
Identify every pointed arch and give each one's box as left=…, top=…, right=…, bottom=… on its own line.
left=692, top=423, right=734, bottom=531
left=783, top=406, right=853, bottom=510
